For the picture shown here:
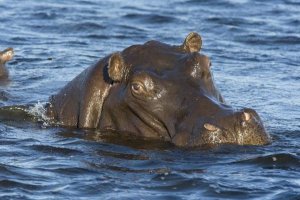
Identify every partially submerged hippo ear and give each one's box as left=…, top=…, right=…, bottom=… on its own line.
left=182, top=32, right=202, bottom=53
left=108, top=53, right=125, bottom=82
left=0, top=48, right=14, bottom=62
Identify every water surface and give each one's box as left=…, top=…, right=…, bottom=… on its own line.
left=0, top=0, right=299, bottom=199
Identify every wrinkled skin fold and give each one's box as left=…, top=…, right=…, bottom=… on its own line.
left=46, top=32, right=271, bottom=147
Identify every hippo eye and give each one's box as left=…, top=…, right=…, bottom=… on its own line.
left=131, top=82, right=145, bottom=94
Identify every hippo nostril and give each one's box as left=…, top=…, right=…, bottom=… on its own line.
left=204, top=123, right=220, bottom=131
left=242, top=112, right=251, bottom=122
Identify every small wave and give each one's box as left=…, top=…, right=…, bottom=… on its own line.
left=51, top=167, right=97, bottom=175
left=0, top=91, right=10, bottom=101
left=284, top=0, right=300, bottom=5
left=0, top=179, right=41, bottom=190
left=29, top=22, right=98, bottom=35
left=91, top=131, right=175, bottom=150
left=28, top=22, right=106, bottom=34
left=0, top=164, right=15, bottom=176
left=10, top=37, right=28, bottom=42
left=206, top=16, right=265, bottom=27
left=117, top=24, right=146, bottom=33
left=90, top=163, right=171, bottom=174
left=236, top=35, right=300, bottom=45
left=272, top=190, right=300, bottom=200
left=31, top=12, right=58, bottom=20
left=69, top=22, right=106, bottom=32
left=121, top=6, right=150, bottom=12
left=123, top=13, right=176, bottom=24
left=288, top=19, right=300, bottom=26
left=30, top=144, right=82, bottom=155
left=281, top=76, right=300, bottom=81
left=235, top=153, right=300, bottom=169
left=184, top=0, right=239, bottom=7
left=85, top=34, right=110, bottom=39
left=96, top=149, right=149, bottom=160
left=26, top=102, right=51, bottom=126
left=148, top=178, right=204, bottom=193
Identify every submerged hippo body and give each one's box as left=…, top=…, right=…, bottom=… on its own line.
left=0, top=48, right=14, bottom=80
left=46, top=32, right=270, bottom=147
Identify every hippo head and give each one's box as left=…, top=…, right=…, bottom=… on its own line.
left=99, top=33, right=271, bottom=147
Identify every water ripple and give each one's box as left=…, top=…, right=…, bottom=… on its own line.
left=29, top=145, right=83, bottom=155
left=235, top=153, right=300, bottom=169
left=123, top=13, right=177, bottom=24
left=0, top=0, right=299, bottom=199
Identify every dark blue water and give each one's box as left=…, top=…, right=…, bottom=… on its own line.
left=0, top=0, right=300, bottom=199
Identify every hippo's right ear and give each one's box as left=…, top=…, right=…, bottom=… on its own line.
left=182, top=32, right=202, bottom=53
left=108, top=53, right=125, bottom=82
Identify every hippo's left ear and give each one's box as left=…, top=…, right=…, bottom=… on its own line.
left=0, top=48, right=14, bottom=62
left=108, top=53, right=126, bottom=82
left=182, top=32, right=202, bottom=53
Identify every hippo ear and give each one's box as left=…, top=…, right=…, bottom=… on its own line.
left=108, top=53, right=125, bottom=82
left=0, top=48, right=14, bottom=62
left=182, top=32, right=202, bottom=53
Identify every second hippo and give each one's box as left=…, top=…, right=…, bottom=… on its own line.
left=0, top=48, right=14, bottom=80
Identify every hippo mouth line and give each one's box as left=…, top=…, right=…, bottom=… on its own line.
left=127, top=104, right=171, bottom=140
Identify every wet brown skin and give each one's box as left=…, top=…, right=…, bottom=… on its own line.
left=47, top=32, right=271, bottom=147
left=0, top=48, right=14, bottom=80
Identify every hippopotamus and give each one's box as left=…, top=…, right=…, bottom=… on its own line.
left=0, top=48, right=14, bottom=80
left=45, top=32, right=271, bottom=147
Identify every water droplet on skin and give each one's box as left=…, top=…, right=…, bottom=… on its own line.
left=241, top=121, right=246, bottom=127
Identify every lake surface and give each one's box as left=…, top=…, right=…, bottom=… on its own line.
left=0, top=0, right=300, bottom=199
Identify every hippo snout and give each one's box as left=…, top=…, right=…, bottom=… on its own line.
left=199, top=108, right=271, bottom=146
